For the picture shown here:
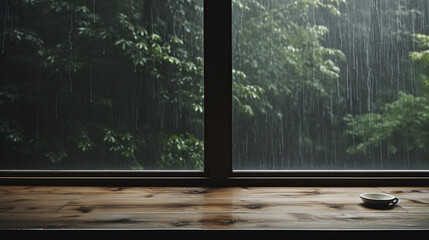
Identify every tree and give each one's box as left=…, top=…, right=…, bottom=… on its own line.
left=0, top=0, right=204, bottom=170
left=232, top=0, right=429, bottom=170
left=344, top=33, right=429, bottom=168
left=232, top=0, right=345, bottom=169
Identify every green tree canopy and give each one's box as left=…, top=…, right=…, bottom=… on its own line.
left=344, top=34, right=429, bottom=160
left=0, top=0, right=204, bottom=170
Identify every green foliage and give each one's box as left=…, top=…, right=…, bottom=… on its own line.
left=159, top=134, right=204, bottom=170
left=0, top=0, right=204, bottom=170
left=0, top=121, right=24, bottom=143
left=232, top=0, right=346, bottom=163
left=232, top=70, right=264, bottom=117
left=232, top=0, right=345, bottom=113
left=230, top=0, right=429, bottom=169
left=77, top=131, right=95, bottom=152
left=103, top=129, right=136, bottom=160
left=409, top=34, right=429, bottom=67
left=345, top=34, right=429, bottom=155
left=344, top=93, right=429, bottom=154
left=4, top=0, right=427, bottom=171
left=45, top=151, right=68, bottom=164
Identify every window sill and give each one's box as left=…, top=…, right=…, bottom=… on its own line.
left=0, top=185, right=428, bottom=233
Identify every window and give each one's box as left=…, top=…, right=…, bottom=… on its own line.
left=0, top=0, right=204, bottom=171
left=1, top=0, right=428, bottom=185
left=232, top=0, right=429, bottom=171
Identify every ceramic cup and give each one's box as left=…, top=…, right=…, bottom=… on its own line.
left=360, top=193, right=399, bottom=207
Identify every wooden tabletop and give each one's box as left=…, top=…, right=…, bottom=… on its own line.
left=0, top=186, right=428, bottom=230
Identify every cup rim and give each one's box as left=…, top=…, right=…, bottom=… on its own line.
left=360, top=192, right=396, bottom=201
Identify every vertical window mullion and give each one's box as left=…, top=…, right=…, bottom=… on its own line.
left=205, top=0, right=232, bottom=184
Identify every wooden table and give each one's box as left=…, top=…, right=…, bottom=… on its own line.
left=0, top=186, right=428, bottom=232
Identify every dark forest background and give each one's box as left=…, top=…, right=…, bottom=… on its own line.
left=232, top=0, right=429, bottom=170
left=1, top=0, right=429, bottom=170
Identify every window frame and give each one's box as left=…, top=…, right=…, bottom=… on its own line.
left=1, top=0, right=429, bottom=187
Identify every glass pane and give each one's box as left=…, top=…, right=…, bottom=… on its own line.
left=232, top=0, right=429, bottom=170
left=0, top=0, right=204, bottom=170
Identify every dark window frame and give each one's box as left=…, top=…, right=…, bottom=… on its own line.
left=1, top=0, right=428, bottom=187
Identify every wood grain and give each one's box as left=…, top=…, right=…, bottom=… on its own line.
left=0, top=199, right=69, bottom=213
left=378, top=187, right=429, bottom=212
left=1, top=212, right=428, bottom=230
left=0, top=186, right=384, bottom=199
left=58, top=197, right=405, bottom=213
left=0, top=186, right=428, bottom=230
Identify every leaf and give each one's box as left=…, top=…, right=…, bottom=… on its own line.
left=151, top=34, right=161, bottom=41
left=241, top=104, right=254, bottom=116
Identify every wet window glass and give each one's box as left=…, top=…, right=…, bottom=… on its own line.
left=0, top=0, right=204, bottom=170
left=232, top=0, right=429, bottom=170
